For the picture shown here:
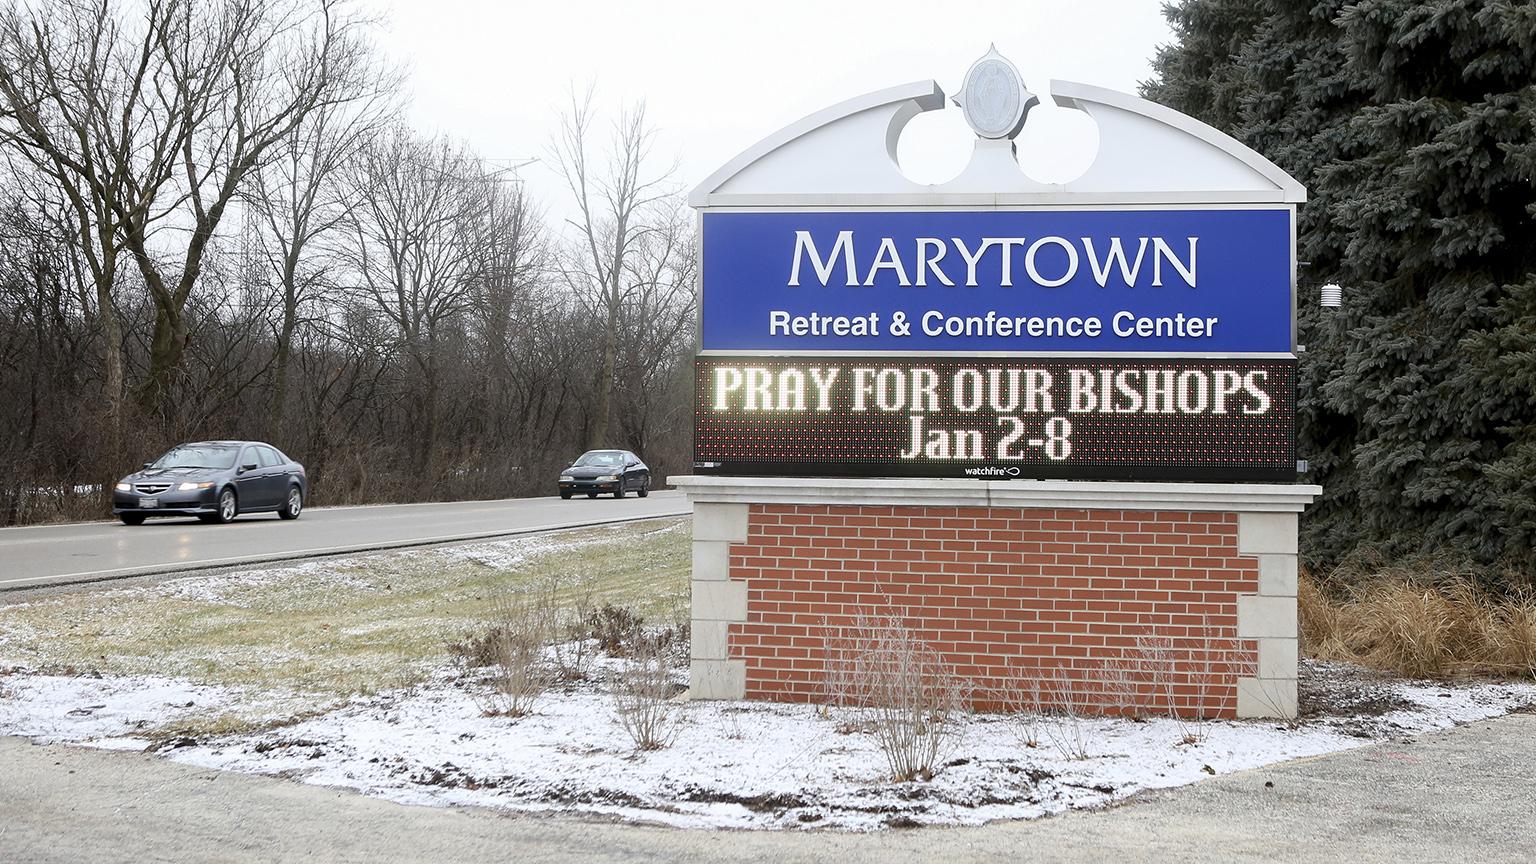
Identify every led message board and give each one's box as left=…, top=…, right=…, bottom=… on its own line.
left=700, top=208, right=1294, bottom=354
left=694, top=356, right=1296, bottom=481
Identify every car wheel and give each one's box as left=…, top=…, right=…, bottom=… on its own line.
left=278, top=486, right=303, bottom=520
left=120, top=513, right=145, bottom=526
left=560, top=490, right=572, bottom=500
left=586, top=492, right=598, bottom=499
left=637, top=478, right=649, bottom=498
left=212, top=488, right=239, bottom=524
left=614, top=480, right=626, bottom=499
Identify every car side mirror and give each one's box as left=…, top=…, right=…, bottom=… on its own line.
left=240, top=462, right=258, bottom=473
left=626, top=461, right=638, bottom=468
left=142, top=462, right=152, bottom=469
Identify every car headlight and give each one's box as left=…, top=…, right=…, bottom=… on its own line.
left=559, top=475, right=573, bottom=482
left=596, top=474, right=617, bottom=482
left=177, top=482, right=213, bottom=491
left=115, top=482, right=131, bottom=492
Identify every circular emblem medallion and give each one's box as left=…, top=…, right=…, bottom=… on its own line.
left=955, top=46, right=1033, bottom=140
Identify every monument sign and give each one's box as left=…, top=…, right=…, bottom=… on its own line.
left=673, top=48, right=1320, bottom=720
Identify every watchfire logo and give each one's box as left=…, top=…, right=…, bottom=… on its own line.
left=962, top=466, right=1022, bottom=477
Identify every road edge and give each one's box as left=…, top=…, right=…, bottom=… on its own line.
left=0, top=509, right=691, bottom=594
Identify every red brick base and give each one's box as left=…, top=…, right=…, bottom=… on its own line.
left=727, top=504, right=1260, bottom=718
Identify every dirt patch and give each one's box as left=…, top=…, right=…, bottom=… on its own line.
left=251, top=737, right=325, bottom=754
left=1299, top=659, right=1414, bottom=719
left=409, top=762, right=504, bottom=791
left=677, top=787, right=812, bottom=812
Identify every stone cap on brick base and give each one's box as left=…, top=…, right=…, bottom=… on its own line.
left=669, top=476, right=1322, bottom=512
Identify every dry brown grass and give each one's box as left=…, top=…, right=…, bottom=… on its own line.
left=1300, top=572, right=1536, bottom=680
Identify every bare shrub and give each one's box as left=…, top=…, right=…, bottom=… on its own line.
left=545, top=577, right=597, bottom=682
left=1100, top=649, right=1147, bottom=721
left=1243, top=677, right=1301, bottom=728
left=1134, top=618, right=1259, bottom=744
left=996, top=674, right=1043, bottom=750
left=1137, top=632, right=1208, bottom=743
left=447, top=627, right=508, bottom=668
left=613, top=636, right=684, bottom=750
left=663, top=587, right=692, bottom=647
left=1041, top=665, right=1091, bottom=761
left=722, top=707, right=746, bottom=741
left=1302, top=573, right=1536, bottom=679
left=826, top=611, right=969, bottom=782
left=1134, top=633, right=1187, bottom=737
left=821, top=616, right=858, bottom=712
left=588, top=603, right=645, bottom=655
left=464, top=593, right=553, bottom=718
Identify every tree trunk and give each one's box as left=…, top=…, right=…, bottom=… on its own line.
left=589, top=284, right=619, bottom=449
left=140, top=292, right=188, bottom=411
left=417, top=333, right=440, bottom=487
left=268, top=300, right=297, bottom=441
left=98, top=282, right=125, bottom=478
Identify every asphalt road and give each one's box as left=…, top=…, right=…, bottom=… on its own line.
left=3, top=712, right=1533, bottom=863
left=0, top=491, right=690, bottom=591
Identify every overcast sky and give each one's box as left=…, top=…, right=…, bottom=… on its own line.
left=366, top=0, right=1174, bottom=228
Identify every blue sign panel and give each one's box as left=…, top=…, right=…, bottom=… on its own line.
left=701, top=209, right=1293, bottom=353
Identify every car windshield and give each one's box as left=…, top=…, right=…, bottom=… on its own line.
left=573, top=451, right=625, bottom=467
left=151, top=445, right=238, bottom=470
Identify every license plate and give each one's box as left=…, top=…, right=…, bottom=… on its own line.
left=140, top=497, right=159, bottom=509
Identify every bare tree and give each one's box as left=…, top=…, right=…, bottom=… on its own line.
left=462, top=175, right=548, bottom=444
left=340, top=127, right=486, bottom=475
left=0, top=0, right=378, bottom=419
left=250, top=54, right=398, bottom=439
left=613, top=201, right=696, bottom=459
left=0, top=1, right=141, bottom=461
left=0, top=12, right=703, bottom=524
left=549, top=85, right=676, bottom=450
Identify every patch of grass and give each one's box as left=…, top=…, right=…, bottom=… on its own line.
left=145, top=705, right=337, bottom=743
left=0, top=519, right=691, bottom=710
left=1301, top=572, right=1536, bottom=680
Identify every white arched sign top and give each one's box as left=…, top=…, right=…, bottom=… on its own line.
left=689, top=79, right=1304, bottom=207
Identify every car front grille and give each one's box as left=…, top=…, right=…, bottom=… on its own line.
left=134, top=483, right=172, bottom=494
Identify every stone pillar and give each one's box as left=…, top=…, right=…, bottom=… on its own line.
left=1235, top=512, right=1301, bottom=718
left=688, top=501, right=749, bottom=699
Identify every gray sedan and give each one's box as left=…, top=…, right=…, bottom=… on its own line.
left=112, top=441, right=308, bottom=525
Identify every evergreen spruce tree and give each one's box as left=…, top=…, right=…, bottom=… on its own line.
left=1141, top=0, right=1265, bottom=130
left=1144, top=1, right=1536, bottom=583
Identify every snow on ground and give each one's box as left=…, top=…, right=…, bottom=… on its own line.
left=431, top=519, right=688, bottom=570
left=144, top=560, right=370, bottom=607
left=2, top=661, right=1532, bottom=830
left=0, top=672, right=235, bottom=743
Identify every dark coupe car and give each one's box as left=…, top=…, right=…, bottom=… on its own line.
left=558, top=450, right=650, bottom=499
left=113, top=441, right=307, bottom=525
